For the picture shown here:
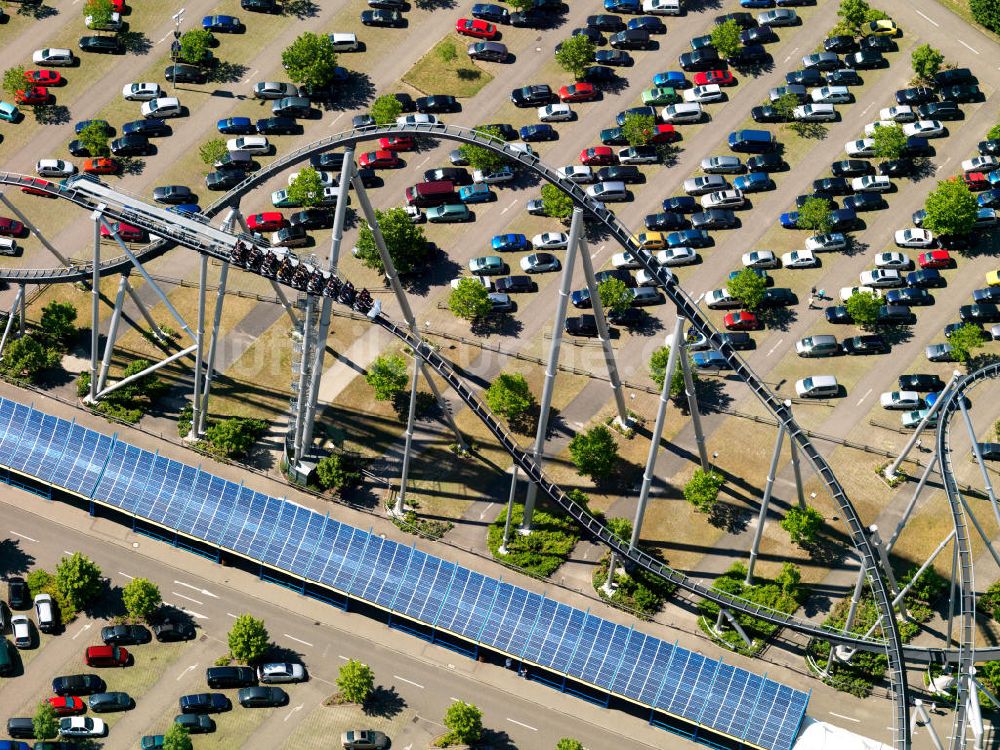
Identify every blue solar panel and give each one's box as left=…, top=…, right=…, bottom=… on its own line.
left=9, top=409, right=48, bottom=471
left=197, top=478, right=239, bottom=543
left=232, top=491, right=270, bottom=551
left=504, top=591, right=544, bottom=659
left=0, top=403, right=31, bottom=458
left=347, top=534, right=388, bottom=597
left=609, top=630, right=647, bottom=696
left=35, top=416, right=71, bottom=482
left=276, top=505, right=314, bottom=572
left=261, top=501, right=300, bottom=567
left=133, top=455, right=170, bottom=519
left=483, top=584, right=526, bottom=652
left=64, top=427, right=113, bottom=496
left=580, top=620, right=623, bottom=685
left=316, top=522, right=359, bottom=587
left=322, top=526, right=368, bottom=590
left=390, top=549, right=433, bottom=617
left=547, top=607, right=586, bottom=674
left=566, top=614, right=603, bottom=678
left=160, top=463, right=198, bottom=525
left=747, top=683, right=800, bottom=750
left=297, top=513, right=329, bottom=580
left=307, top=519, right=341, bottom=581
left=207, top=482, right=243, bottom=545
left=437, top=570, right=489, bottom=638
left=357, top=538, right=401, bottom=604
left=619, top=632, right=660, bottom=700
left=370, top=543, right=411, bottom=608
left=415, top=559, right=455, bottom=625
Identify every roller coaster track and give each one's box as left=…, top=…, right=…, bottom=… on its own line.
left=0, top=124, right=917, bottom=746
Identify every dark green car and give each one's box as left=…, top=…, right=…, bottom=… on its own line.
left=140, top=737, right=164, bottom=750
left=174, top=714, right=214, bottom=733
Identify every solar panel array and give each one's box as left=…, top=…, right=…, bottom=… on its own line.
left=0, top=396, right=809, bottom=750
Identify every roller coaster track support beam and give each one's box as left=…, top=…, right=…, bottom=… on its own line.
left=947, top=541, right=958, bottom=646
left=884, top=369, right=962, bottom=481
left=292, top=296, right=315, bottom=465
left=393, top=348, right=422, bottom=516
left=89, top=212, right=101, bottom=402
left=746, top=422, right=785, bottom=584
left=197, top=260, right=229, bottom=438
left=680, top=338, right=709, bottom=471
left=190, top=254, right=208, bottom=443
left=0, top=192, right=71, bottom=268
left=912, top=700, right=945, bottom=750
left=96, top=274, right=129, bottom=395
left=18, top=283, right=25, bottom=336
left=521, top=208, right=584, bottom=532
left=962, top=397, right=999, bottom=514
left=0, top=284, right=24, bottom=357
left=498, top=464, right=519, bottom=555
left=887, top=456, right=938, bottom=553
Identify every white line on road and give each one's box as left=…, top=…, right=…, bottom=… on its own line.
left=860, top=103, right=873, bottom=115
left=63, top=550, right=73, bottom=555
left=174, top=580, right=217, bottom=598
left=829, top=711, right=860, bottom=723
left=283, top=633, right=313, bottom=648
left=71, top=623, right=92, bottom=640
left=240, top=68, right=259, bottom=85
left=415, top=155, right=431, bottom=168
left=766, top=338, right=784, bottom=357
left=855, top=388, right=873, bottom=406
left=449, top=696, right=461, bottom=702
left=507, top=718, right=538, bottom=731
left=327, top=112, right=344, bottom=128
left=226, top=612, right=238, bottom=618
left=156, top=33, right=170, bottom=44
left=590, top=244, right=607, bottom=261
left=478, top=503, right=495, bottom=520
left=394, top=675, right=425, bottom=689
left=337, top=654, right=350, bottom=661
left=958, top=40, right=980, bottom=55
left=177, top=664, right=198, bottom=681
left=283, top=704, right=303, bottom=721
left=500, top=199, right=518, bottom=214
left=117, top=571, right=134, bottom=579
left=9, top=531, right=37, bottom=542
left=915, top=9, right=939, bottom=26
left=171, top=592, right=203, bottom=605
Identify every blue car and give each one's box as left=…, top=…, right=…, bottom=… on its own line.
left=693, top=351, right=731, bottom=371
left=740, top=0, right=775, bottom=7
left=217, top=117, right=254, bottom=134
left=733, top=172, right=774, bottom=192
left=472, top=2, right=509, bottom=22
left=202, top=14, right=242, bottom=31
left=988, top=170, right=1000, bottom=186
left=779, top=211, right=799, bottom=229
left=458, top=183, right=496, bottom=203
left=662, top=196, right=698, bottom=213
left=666, top=229, right=711, bottom=248
left=168, top=204, right=201, bottom=216
left=519, top=124, right=558, bottom=142
left=491, top=233, right=528, bottom=252
left=604, top=0, right=641, bottom=12
left=599, top=127, right=628, bottom=145
left=653, top=71, right=690, bottom=89
left=75, top=119, right=111, bottom=135
left=979, top=189, right=1000, bottom=208
left=570, top=288, right=593, bottom=308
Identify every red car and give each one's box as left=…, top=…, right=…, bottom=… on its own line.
left=694, top=70, right=735, bottom=86
left=378, top=136, right=415, bottom=152
left=559, top=82, right=596, bottom=103
left=15, top=86, right=49, bottom=105
left=358, top=149, right=400, bottom=169
left=649, top=124, right=679, bottom=144
left=579, top=146, right=616, bottom=166
left=247, top=212, right=285, bottom=231
left=963, top=172, right=989, bottom=191
left=25, top=69, right=64, bottom=86
left=21, top=177, right=55, bottom=197
left=918, top=249, right=952, bottom=269
left=100, top=222, right=145, bottom=242
left=111, top=0, right=125, bottom=10
left=0, top=217, right=25, bottom=236
left=83, top=157, right=117, bottom=175
left=85, top=644, right=129, bottom=667
left=724, top=311, right=758, bottom=330
left=48, top=696, right=86, bottom=716
left=455, top=18, right=497, bottom=38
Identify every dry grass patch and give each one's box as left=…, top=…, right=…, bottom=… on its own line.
left=280, top=697, right=417, bottom=750
left=403, top=34, right=494, bottom=98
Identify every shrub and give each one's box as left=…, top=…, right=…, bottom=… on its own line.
left=684, top=469, right=724, bottom=512
left=568, top=425, right=618, bottom=480
left=122, top=577, right=161, bottom=621
left=487, top=503, right=580, bottom=578
left=227, top=614, right=269, bottom=663
left=365, top=354, right=409, bottom=401
left=484, top=372, right=534, bottom=424
left=203, top=417, right=268, bottom=459
left=442, top=701, right=483, bottom=746
left=55, top=552, right=103, bottom=610
left=780, top=505, right=824, bottom=546
left=315, top=453, right=362, bottom=490
left=337, top=660, right=375, bottom=704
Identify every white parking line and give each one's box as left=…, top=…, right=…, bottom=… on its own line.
left=415, top=155, right=431, bottom=168
left=9, top=531, right=38, bottom=542
left=327, top=112, right=344, bottom=128
left=394, top=675, right=425, bottom=689
left=500, top=199, right=518, bottom=214
left=855, top=388, right=873, bottom=406
left=478, top=503, right=496, bottom=520
left=958, top=40, right=980, bottom=55
left=449, top=696, right=461, bottom=702
left=240, top=68, right=259, bottom=85
left=829, top=711, right=860, bottom=723
left=283, top=633, right=314, bottom=648
left=507, top=718, right=538, bottom=731
left=766, top=338, right=784, bottom=356
left=226, top=612, right=238, bottom=618
left=117, top=571, right=134, bottom=579
left=63, top=550, right=74, bottom=555
left=71, top=623, right=92, bottom=640
left=172, top=591, right=203, bottom=605
left=337, top=654, right=350, bottom=661
left=283, top=704, right=303, bottom=721
left=860, top=103, right=873, bottom=115
left=176, top=664, right=198, bottom=681
left=156, top=33, right=170, bottom=44
left=915, top=9, right=939, bottom=26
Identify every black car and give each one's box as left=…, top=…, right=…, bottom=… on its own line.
left=79, top=35, right=122, bottom=53
left=786, top=68, right=824, bottom=86
left=939, top=84, right=981, bottom=103
left=843, top=191, right=885, bottom=212
left=255, top=117, right=298, bottom=135
left=609, top=29, right=651, bottom=49
left=289, top=209, right=332, bottom=229
left=587, top=13, right=625, bottom=31
left=597, top=165, right=642, bottom=183
left=825, top=305, right=853, bottom=324
left=473, top=3, right=509, bottom=23
left=89, top=692, right=133, bottom=713
left=796, top=193, right=836, bottom=209
left=751, top=105, right=787, bottom=123
left=360, top=9, right=401, bottom=26
left=570, top=26, right=604, bottom=43
left=728, top=44, right=768, bottom=65
left=885, top=287, right=933, bottom=306
left=596, top=49, right=633, bottom=66
left=662, top=196, right=698, bottom=213
left=595, top=268, right=635, bottom=286
left=8, top=577, right=29, bottom=609
left=879, top=159, right=912, bottom=177
left=273, top=226, right=309, bottom=248
left=826, top=68, right=863, bottom=86
left=164, top=64, right=207, bottom=84
left=110, top=134, right=149, bottom=157
left=812, top=177, right=851, bottom=195
left=53, top=675, right=105, bottom=696
left=842, top=335, right=889, bottom=355
left=369, top=0, right=405, bottom=6
left=691, top=209, right=737, bottom=229
left=174, top=714, right=215, bottom=734
left=746, top=153, right=784, bottom=172
left=510, top=84, right=553, bottom=107
left=480, top=122, right=518, bottom=140
left=205, top=171, right=244, bottom=190
left=565, top=315, right=598, bottom=336
left=608, top=307, right=647, bottom=326
left=495, top=275, right=535, bottom=293
left=860, top=34, right=895, bottom=52
left=582, top=64, right=617, bottom=82
left=934, top=67, right=975, bottom=87
left=644, top=211, right=688, bottom=230
left=416, top=95, right=458, bottom=114
left=831, top=159, right=874, bottom=177
left=153, top=185, right=194, bottom=204
left=679, top=48, right=720, bottom=71
left=916, top=100, right=962, bottom=120
left=960, top=303, right=1000, bottom=323
left=152, top=620, right=195, bottom=643
left=906, top=269, right=945, bottom=288
left=241, top=0, right=280, bottom=11
left=628, top=16, right=665, bottom=33
left=101, top=625, right=150, bottom=646
left=896, top=86, right=937, bottom=105
left=823, top=35, right=857, bottom=53
left=877, top=305, right=915, bottom=325
left=510, top=8, right=558, bottom=27
left=847, top=50, right=884, bottom=69
left=122, top=119, right=169, bottom=137
left=829, top=208, right=857, bottom=230
left=180, top=693, right=231, bottom=714
left=719, top=331, right=754, bottom=349
left=238, top=687, right=288, bottom=708
left=903, top=136, right=933, bottom=158
left=311, top=152, right=345, bottom=171
left=424, top=167, right=472, bottom=185
left=974, top=287, right=1000, bottom=303
left=715, top=11, right=757, bottom=28
left=68, top=140, right=93, bottom=157
left=760, top=287, right=796, bottom=307
left=519, top=124, right=557, bottom=141
left=899, top=373, right=944, bottom=391
left=741, top=26, right=777, bottom=44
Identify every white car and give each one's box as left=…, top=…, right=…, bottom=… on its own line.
left=863, top=120, right=896, bottom=136
left=894, top=228, right=935, bottom=248
left=228, top=136, right=270, bottom=154
left=655, top=247, right=698, bottom=266
left=450, top=276, right=493, bottom=291
left=612, top=251, right=643, bottom=269
left=59, top=717, right=106, bottom=738
left=793, top=103, right=836, bottom=122
left=32, top=48, right=74, bottom=66
left=531, top=232, right=569, bottom=250
left=643, top=0, right=681, bottom=13
left=557, top=165, right=595, bottom=183
left=859, top=269, right=904, bottom=287
left=395, top=114, right=438, bottom=126
left=11, top=614, right=31, bottom=648
left=684, top=84, right=723, bottom=103
left=840, top=285, right=881, bottom=301
left=700, top=189, right=744, bottom=209
left=742, top=249, right=778, bottom=269
left=874, top=252, right=911, bottom=270
left=288, top=170, right=336, bottom=187
left=810, top=86, right=851, bottom=104
left=122, top=82, right=163, bottom=101
left=903, top=120, right=945, bottom=138
left=704, top=288, right=735, bottom=309
left=472, top=166, right=515, bottom=184
left=880, top=391, right=923, bottom=410
left=844, top=138, right=875, bottom=157
left=537, top=103, right=573, bottom=122
left=86, top=11, right=122, bottom=29
left=637, top=268, right=668, bottom=286
left=962, top=156, right=999, bottom=173
left=805, top=233, right=848, bottom=252
left=851, top=175, right=892, bottom=192
left=35, top=159, right=76, bottom=177
left=258, top=662, right=307, bottom=684
left=140, top=97, right=182, bottom=119
left=795, top=375, right=839, bottom=398
left=781, top=249, right=818, bottom=268
left=879, top=105, right=916, bottom=123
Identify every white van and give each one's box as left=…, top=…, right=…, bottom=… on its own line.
left=643, top=0, right=683, bottom=14
left=328, top=32, right=360, bottom=52
left=586, top=181, right=629, bottom=202
left=34, top=594, right=57, bottom=634
left=661, top=102, right=703, bottom=124
left=810, top=86, right=851, bottom=104
left=0, top=238, right=18, bottom=256
left=795, top=375, right=839, bottom=398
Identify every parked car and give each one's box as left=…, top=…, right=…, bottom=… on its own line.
left=101, top=625, right=150, bottom=646
left=88, top=692, right=133, bottom=713
left=59, top=717, right=105, bottom=738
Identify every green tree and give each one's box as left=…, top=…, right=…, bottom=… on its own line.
left=337, top=659, right=375, bottom=704
left=621, top=112, right=657, bottom=147
left=39, top=301, right=77, bottom=349
left=797, top=196, right=833, bottom=234
left=163, top=722, right=193, bottom=750
left=988, top=123, right=1000, bottom=141
left=710, top=19, right=742, bottom=60
left=871, top=123, right=907, bottom=160
left=370, top=94, right=403, bottom=125
left=845, top=290, right=882, bottom=330
left=437, top=39, right=457, bottom=63
left=485, top=372, right=534, bottom=422
left=287, top=167, right=326, bottom=209
left=923, top=178, right=979, bottom=236
left=648, top=346, right=687, bottom=398
left=2, top=66, right=26, bottom=97
left=354, top=206, right=431, bottom=274
left=178, top=29, right=214, bottom=65
left=78, top=121, right=111, bottom=157
left=911, top=44, right=944, bottom=81
left=198, top=138, right=228, bottom=167
left=598, top=277, right=632, bottom=315
left=0, top=335, right=60, bottom=381
left=315, top=454, right=361, bottom=490
left=555, top=34, right=596, bottom=79
left=556, top=740, right=585, bottom=750
left=775, top=562, right=802, bottom=596
left=55, top=552, right=103, bottom=610
left=568, top=425, right=619, bottom=480
left=281, top=32, right=339, bottom=89
left=442, top=700, right=483, bottom=745
left=83, top=0, right=115, bottom=29
left=683, top=468, right=724, bottom=512
left=837, top=0, right=872, bottom=31
left=980, top=580, right=1000, bottom=619
left=365, top=354, right=409, bottom=401
left=33, top=701, right=58, bottom=740
left=540, top=183, right=573, bottom=220
left=728, top=267, right=767, bottom=311
left=505, top=0, right=533, bottom=8
left=448, top=277, right=493, bottom=322
left=227, top=614, right=269, bottom=663
left=458, top=125, right=509, bottom=174
left=949, top=323, right=988, bottom=364
left=203, top=417, right=267, bottom=459
left=122, top=577, right=161, bottom=621
left=770, top=92, right=799, bottom=123
left=971, top=0, right=1000, bottom=32
left=606, top=516, right=632, bottom=542
left=780, top=505, right=824, bottom=545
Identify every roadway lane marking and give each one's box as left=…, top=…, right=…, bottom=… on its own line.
left=415, top=155, right=431, bottom=168
left=958, top=40, right=980, bottom=55
left=766, top=338, right=784, bottom=356
left=449, top=696, right=461, bottom=702
left=855, top=387, right=873, bottom=406
left=915, top=9, right=939, bottom=26
left=226, top=612, right=238, bottom=618
left=860, top=103, right=873, bottom=115
left=394, top=675, right=425, bottom=689
left=240, top=69, right=259, bottom=85
left=156, top=33, right=171, bottom=44
left=829, top=711, right=860, bottom=723
left=507, top=718, right=538, bottom=731
left=9, top=530, right=38, bottom=542
left=71, top=623, right=93, bottom=640
left=172, top=592, right=203, bottom=605
left=117, top=571, right=134, bottom=579
left=337, top=654, right=350, bottom=660
left=177, top=664, right=198, bottom=681
left=174, top=580, right=218, bottom=598
left=63, top=549, right=74, bottom=555
left=500, top=199, right=518, bottom=214
left=478, top=503, right=496, bottom=520
left=284, top=704, right=303, bottom=721
left=283, top=633, right=313, bottom=648
left=327, top=113, right=344, bottom=128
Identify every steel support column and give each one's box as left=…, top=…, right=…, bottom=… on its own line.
left=886, top=456, right=938, bottom=552
left=291, top=296, right=315, bottom=464
left=394, top=353, right=421, bottom=515
left=89, top=210, right=101, bottom=401
left=190, top=254, right=208, bottom=441
left=96, top=274, right=129, bottom=395
left=885, top=369, right=961, bottom=480
left=498, top=465, right=519, bottom=555
left=679, top=344, right=709, bottom=470
left=746, top=424, right=785, bottom=584
left=947, top=542, right=958, bottom=646
left=0, top=192, right=71, bottom=267
left=843, top=564, right=867, bottom=633
left=18, top=283, right=25, bottom=336
left=197, top=261, right=229, bottom=437
left=0, top=285, right=24, bottom=356
left=124, top=281, right=167, bottom=342
left=788, top=433, right=806, bottom=509
left=962, top=397, right=999, bottom=515
left=96, top=344, right=198, bottom=401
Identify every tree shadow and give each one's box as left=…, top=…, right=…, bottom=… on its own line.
left=0, top=538, right=35, bottom=578
left=119, top=30, right=153, bottom=55
left=842, top=235, right=868, bottom=257
left=880, top=324, right=914, bottom=346
left=456, top=68, right=482, bottom=81
left=656, top=143, right=683, bottom=168
left=208, top=61, right=249, bottom=84
left=708, top=498, right=752, bottom=533
left=17, top=2, right=57, bottom=18
left=283, top=0, right=319, bottom=17
left=693, top=375, right=733, bottom=413
left=326, top=73, right=376, bottom=111
left=391, top=390, right=441, bottom=422
left=789, top=121, right=828, bottom=140
left=758, top=305, right=797, bottom=331
left=265, top=643, right=305, bottom=665
left=616, top=311, right=664, bottom=337
left=33, top=104, right=71, bottom=125
left=478, top=727, right=518, bottom=750
left=363, top=685, right=406, bottom=718
left=117, top=157, right=146, bottom=176
left=594, top=74, right=629, bottom=95
left=85, top=581, right=126, bottom=621
left=470, top=313, right=524, bottom=338
left=732, top=59, right=774, bottom=78
left=908, top=157, right=937, bottom=182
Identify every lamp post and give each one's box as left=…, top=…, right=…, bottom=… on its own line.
left=170, top=9, right=185, bottom=91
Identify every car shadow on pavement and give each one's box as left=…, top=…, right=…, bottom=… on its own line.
left=414, top=0, right=457, bottom=7
left=0, top=538, right=36, bottom=578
